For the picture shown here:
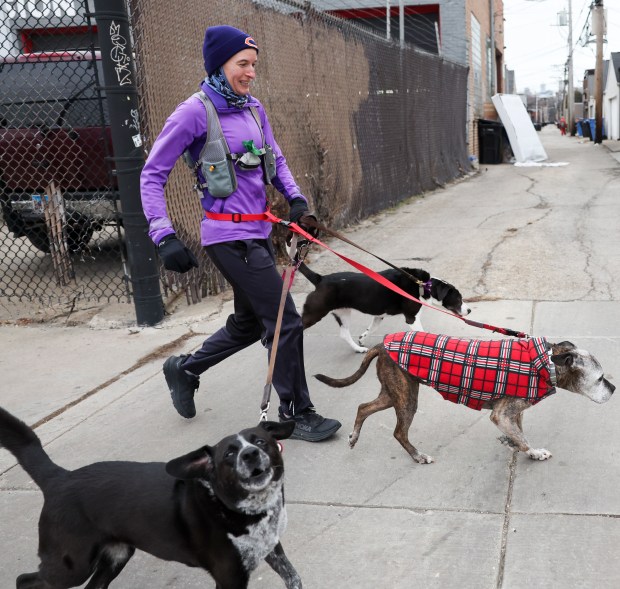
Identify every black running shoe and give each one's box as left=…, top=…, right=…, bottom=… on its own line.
left=279, top=408, right=341, bottom=442
left=163, top=355, right=199, bottom=418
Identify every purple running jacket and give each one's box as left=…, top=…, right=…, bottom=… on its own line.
left=140, top=82, right=305, bottom=246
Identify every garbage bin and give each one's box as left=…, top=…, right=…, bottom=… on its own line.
left=478, top=119, right=503, bottom=164
left=588, top=118, right=606, bottom=140
left=581, top=119, right=591, bottom=139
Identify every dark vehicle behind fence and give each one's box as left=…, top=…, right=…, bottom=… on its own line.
left=0, top=50, right=119, bottom=253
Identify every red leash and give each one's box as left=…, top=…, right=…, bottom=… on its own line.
left=205, top=209, right=529, bottom=339
left=264, top=211, right=529, bottom=339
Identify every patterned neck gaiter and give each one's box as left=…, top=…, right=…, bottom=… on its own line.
left=205, top=67, right=249, bottom=109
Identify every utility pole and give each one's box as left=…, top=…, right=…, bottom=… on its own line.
left=567, top=0, right=575, bottom=135
left=593, top=0, right=605, bottom=144
left=91, top=0, right=165, bottom=326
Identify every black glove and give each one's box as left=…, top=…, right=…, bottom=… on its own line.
left=288, top=197, right=319, bottom=239
left=157, top=234, right=199, bottom=273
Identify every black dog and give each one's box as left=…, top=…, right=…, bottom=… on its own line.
left=299, top=262, right=471, bottom=352
left=0, top=408, right=301, bottom=589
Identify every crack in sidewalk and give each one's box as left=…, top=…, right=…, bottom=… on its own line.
left=29, top=331, right=205, bottom=430
left=495, top=450, right=518, bottom=588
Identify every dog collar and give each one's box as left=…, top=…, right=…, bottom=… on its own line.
left=547, top=348, right=557, bottom=388
left=420, top=280, right=432, bottom=298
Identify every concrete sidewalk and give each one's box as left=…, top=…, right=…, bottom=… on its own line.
left=1, top=126, right=619, bottom=588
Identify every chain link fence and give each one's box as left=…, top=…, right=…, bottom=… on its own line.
left=129, top=0, right=469, bottom=307
left=1, top=0, right=469, bottom=318
left=0, top=1, right=129, bottom=312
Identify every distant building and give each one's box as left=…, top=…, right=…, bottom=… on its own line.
left=504, top=68, right=516, bottom=94
left=584, top=61, right=610, bottom=124
left=526, top=89, right=556, bottom=125
left=603, top=53, right=620, bottom=140
left=573, top=102, right=583, bottom=120
left=583, top=68, right=596, bottom=119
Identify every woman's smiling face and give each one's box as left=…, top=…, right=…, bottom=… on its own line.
left=223, top=48, right=258, bottom=96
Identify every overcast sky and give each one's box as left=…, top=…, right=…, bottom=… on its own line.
left=503, top=0, right=620, bottom=94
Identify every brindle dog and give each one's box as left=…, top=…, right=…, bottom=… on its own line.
left=315, top=341, right=615, bottom=463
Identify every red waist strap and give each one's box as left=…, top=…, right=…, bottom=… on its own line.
left=207, top=207, right=528, bottom=339
left=205, top=210, right=269, bottom=223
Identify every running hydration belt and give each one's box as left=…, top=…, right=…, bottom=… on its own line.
left=183, top=91, right=276, bottom=198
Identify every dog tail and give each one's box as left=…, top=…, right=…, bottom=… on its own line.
left=298, top=262, right=322, bottom=286
left=314, top=344, right=381, bottom=388
left=0, top=407, right=65, bottom=487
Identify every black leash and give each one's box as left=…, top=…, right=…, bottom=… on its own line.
left=300, top=216, right=429, bottom=290
left=290, top=216, right=530, bottom=339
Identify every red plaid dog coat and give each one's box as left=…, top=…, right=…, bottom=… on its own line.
left=383, top=331, right=556, bottom=410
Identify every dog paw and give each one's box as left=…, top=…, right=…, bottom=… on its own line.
left=527, top=448, right=552, bottom=461
left=413, top=453, right=434, bottom=464
left=348, top=432, right=359, bottom=448
left=354, top=346, right=368, bottom=354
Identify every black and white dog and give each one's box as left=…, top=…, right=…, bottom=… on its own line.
left=299, top=262, right=471, bottom=353
left=0, top=408, right=301, bottom=589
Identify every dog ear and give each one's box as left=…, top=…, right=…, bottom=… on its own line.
left=165, top=446, right=215, bottom=480
left=258, top=420, right=296, bottom=440
left=555, top=341, right=576, bottom=350
left=410, top=268, right=430, bottom=282
left=551, top=352, right=575, bottom=368
left=432, top=279, right=451, bottom=301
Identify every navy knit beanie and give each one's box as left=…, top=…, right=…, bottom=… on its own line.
left=203, top=25, right=258, bottom=74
